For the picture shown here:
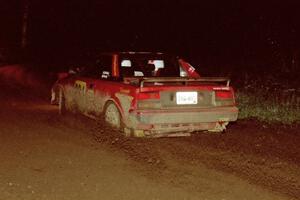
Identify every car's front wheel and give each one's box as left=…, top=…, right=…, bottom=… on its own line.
left=58, top=88, right=66, bottom=115
left=104, top=102, right=121, bottom=129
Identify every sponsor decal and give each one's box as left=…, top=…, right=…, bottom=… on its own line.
left=74, top=80, right=87, bottom=92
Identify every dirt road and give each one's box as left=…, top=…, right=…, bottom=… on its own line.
left=0, top=79, right=299, bottom=199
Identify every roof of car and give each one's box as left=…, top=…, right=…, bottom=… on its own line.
left=98, top=51, right=165, bottom=56
left=119, top=51, right=164, bottom=55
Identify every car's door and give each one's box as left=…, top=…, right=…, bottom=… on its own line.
left=87, top=55, right=115, bottom=116
left=71, top=61, right=97, bottom=114
left=73, top=55, right=114, bottom=116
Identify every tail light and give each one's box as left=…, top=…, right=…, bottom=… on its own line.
left=137, top=92, right=161, bottom=109
left=215, top=91, right=234, bottom=99
left=137, top=92, right=160, bottom=100
left=213, top=87, right=235, bottom=106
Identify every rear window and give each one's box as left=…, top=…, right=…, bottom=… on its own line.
left=119, top=54, right=180, bottom=78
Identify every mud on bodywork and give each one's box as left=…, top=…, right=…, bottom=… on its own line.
left=51, top=52, right=239, bottom=137
left=115, top=93, right=133, bottom=117
left=126, top=107, right=238, bottom=137
left=60, top=84, right=109, bottom=116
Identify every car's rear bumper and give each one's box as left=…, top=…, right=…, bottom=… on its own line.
left=126, top=106, right=238, bottom=136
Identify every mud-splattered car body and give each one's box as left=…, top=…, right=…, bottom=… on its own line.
left=51, top=52, right=238, bottom=137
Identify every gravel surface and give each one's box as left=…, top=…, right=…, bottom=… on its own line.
left=0, top=69, right=299, bottom=200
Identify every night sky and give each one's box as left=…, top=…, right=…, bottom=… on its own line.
left=1, top=0, right=300, bottom=67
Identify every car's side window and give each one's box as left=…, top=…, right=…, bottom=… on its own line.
left=80, top=56, right=112, bottom=79
left=79, top=63, right=97, bottom=78
left=96, top=56, right=112, bottom=79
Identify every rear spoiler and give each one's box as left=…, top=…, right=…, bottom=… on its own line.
left=140, top=77, right=230, bottom=88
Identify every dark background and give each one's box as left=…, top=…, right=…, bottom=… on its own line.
left=1, top=0, right=300, bottom=78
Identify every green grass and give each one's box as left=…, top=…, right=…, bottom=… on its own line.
left=236, top=91, right=300, bottom=124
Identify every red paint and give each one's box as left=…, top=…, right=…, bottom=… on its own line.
left=215, top=91, right=234, bottom=99
left=57, top=72, right=69, bottom=80
left=53, top=52, right=238, bottom=135
left=178, top=59, right=201, bottom=78
left=137, top=92, right=160, bottom=100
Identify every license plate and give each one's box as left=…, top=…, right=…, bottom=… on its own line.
left=176, top=92, right=198, bottom=105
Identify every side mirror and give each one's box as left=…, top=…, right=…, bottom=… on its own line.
left=57, top=72, right=69, bottom=80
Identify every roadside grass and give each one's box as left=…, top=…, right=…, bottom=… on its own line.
left=236, top=89, right=300, bottom=124
left=223, top=67, right=300, bottom=125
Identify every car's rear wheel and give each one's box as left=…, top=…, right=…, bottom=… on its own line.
left=104, top=102, right=121, bottom=129
left=58, top=88, right=66, bottom=115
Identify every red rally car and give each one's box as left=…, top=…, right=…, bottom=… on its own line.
left=51, top=52, right=238, bottom=137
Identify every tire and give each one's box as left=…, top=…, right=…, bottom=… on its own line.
left=58, top=88, right=66, bottom=115
left=50, top=88, right=58, bottom=105
left=104, top=102, right=121, bottom=129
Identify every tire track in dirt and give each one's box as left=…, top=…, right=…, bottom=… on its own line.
left=87, top=119, right=300, bottom=199
left=1, top=74, right=298, bottom=199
